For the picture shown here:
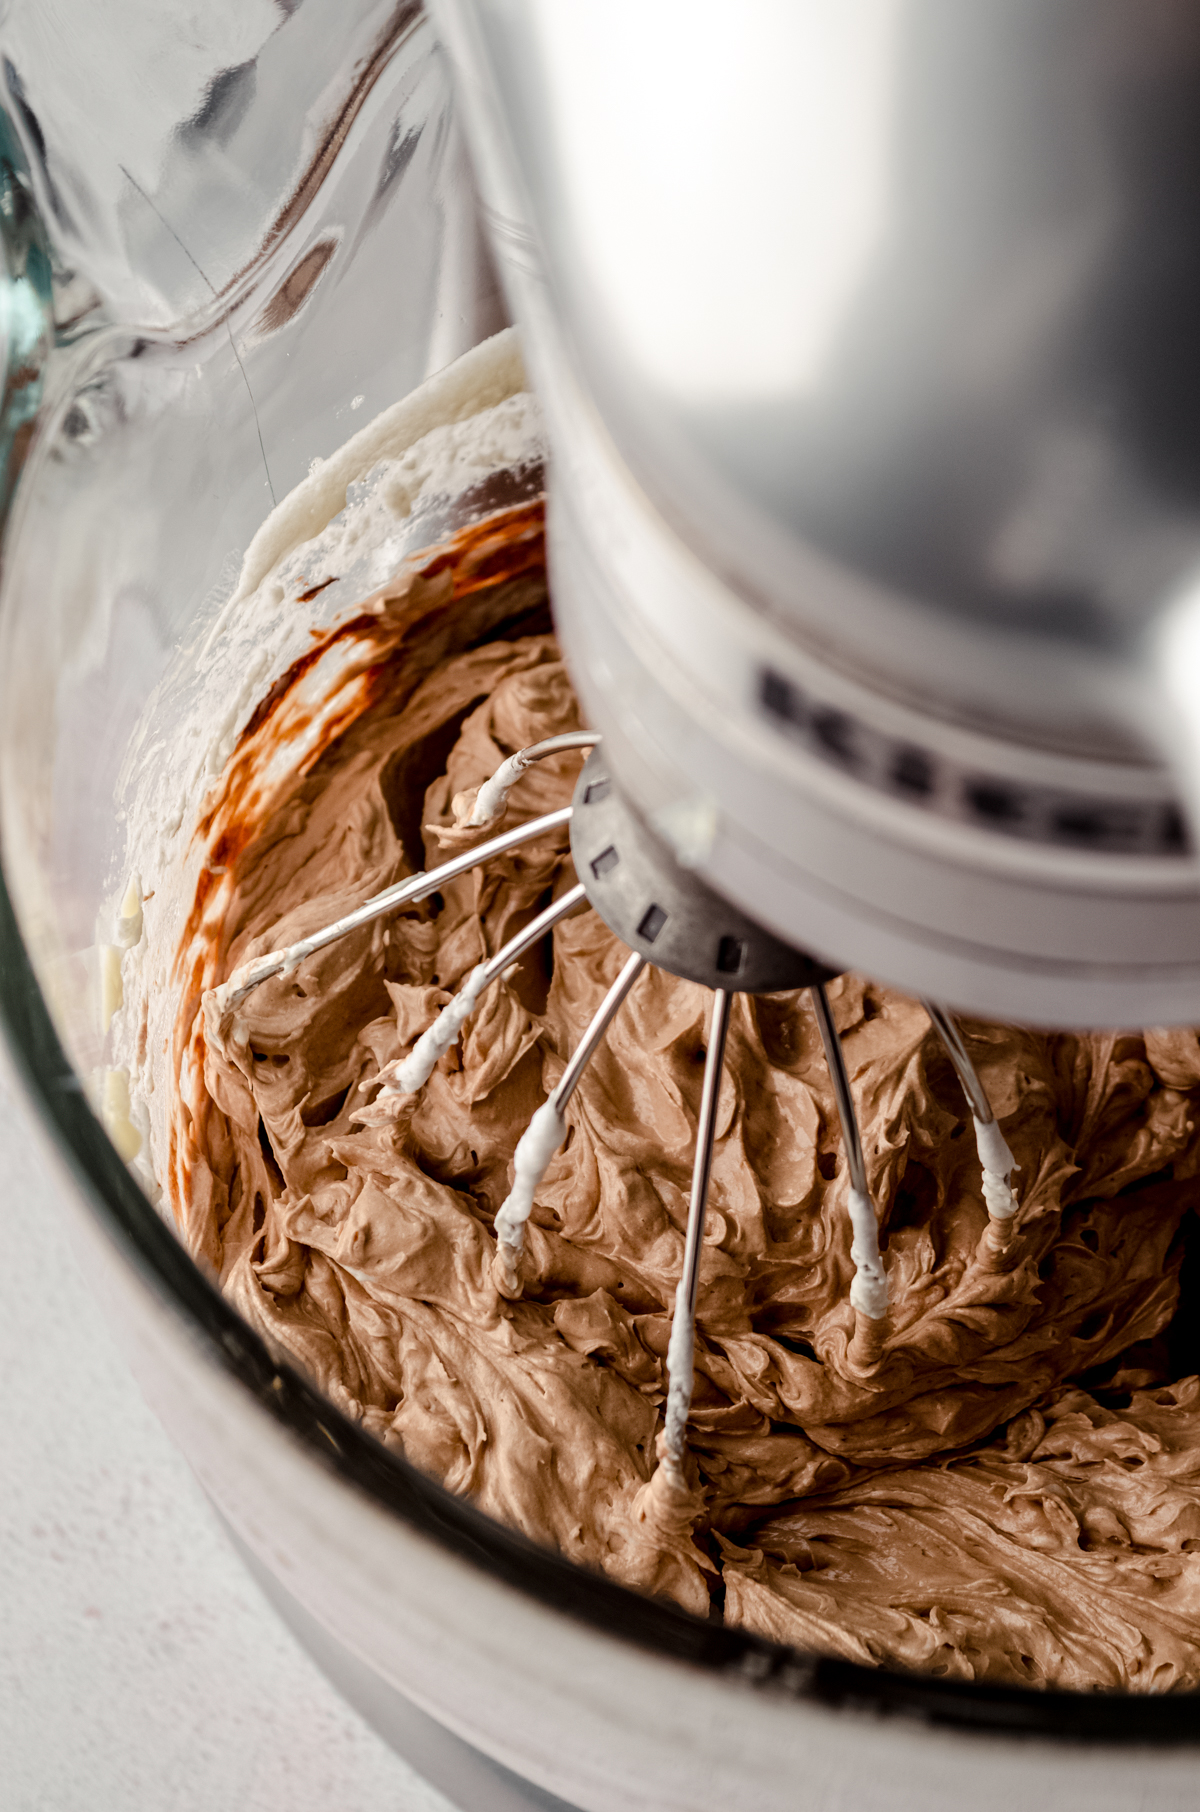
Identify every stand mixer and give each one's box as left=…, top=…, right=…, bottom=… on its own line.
left=7, top=4, right=1200, bottom=1808
left=430, top=0, right=1200, bottom=1032
left=208, top=0, right=1200, bottom=1523
left=206, top=0, right=1200, bottom=1521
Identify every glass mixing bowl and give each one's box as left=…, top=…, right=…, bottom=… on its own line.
left=2, top=9, right=1200, bottom=1809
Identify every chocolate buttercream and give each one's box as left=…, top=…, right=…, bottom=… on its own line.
left=722, top=1379, right=1200, bottom=1690
left=174, top=497, right=1200, bottom=1685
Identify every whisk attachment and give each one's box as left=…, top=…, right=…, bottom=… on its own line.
left=658, top=989, right=732, bottom=1491
left=361, top=882, right=588, bottom=1113
left=810, top=982, right=889, bottom=1371
left=207, top=805, right=574, bottom=1016
left=923, top=1000, right=1020, bottom=1261
left=456, top=731, right=600, bottom=828
left=492, top=949, right=647, bottom=1296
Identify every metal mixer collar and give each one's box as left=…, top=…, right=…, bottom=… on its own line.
left=432, top=0, right=1200, bottom=1029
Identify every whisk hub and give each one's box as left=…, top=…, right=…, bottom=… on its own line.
left=569, top=751, right=835, bottom=994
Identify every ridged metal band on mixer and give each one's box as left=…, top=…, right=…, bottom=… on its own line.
left=757, top=665, right=1188, bottom=859
left=569, top=750, right=836, bottom=994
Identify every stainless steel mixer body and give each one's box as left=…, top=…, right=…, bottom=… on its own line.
left=432, top=0, right=1200, bottom=1028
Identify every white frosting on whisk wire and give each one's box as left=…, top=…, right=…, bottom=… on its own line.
left=661, top=1277, right=697, bottom=1482
left=364, top=738, right=596, bottom=1103
left=370, top=962, right=492, bottom=1108
left=655, top=989, right=732, bottom=1489
left=847, top=1185, right=889, bottom=1319
left=210, top=736, right=596, bottom=1113
left=494, top=1097, right=568, bottom=1262
left=809, top=982, right=891, bottom=1329
left=205, top=805, right=573, bottom=1021
left=493, top=952, right=647, bottom=1291
left=921, top=999, right=1021, bottom=1228
left=974, top=1114, right=1020, bottom=1220
left=359, top=745, right=596, bottom=1105
left=459, top=730, right=599, bottom=829
left=361, top=882, right=589, bottom=1117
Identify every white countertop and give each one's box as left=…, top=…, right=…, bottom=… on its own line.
left=0, top=1046, right=456, bottom=1812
